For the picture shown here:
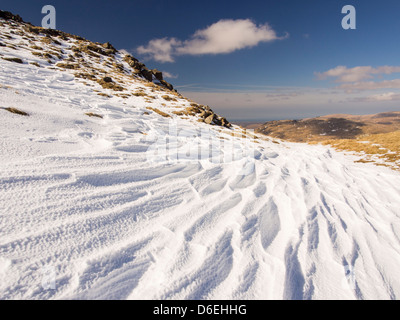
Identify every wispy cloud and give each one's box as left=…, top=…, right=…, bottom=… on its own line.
left=316, top=65, right=400, bottom=105
left=137, top=19, right=287, bottom=62
left=354, top=92, right=400, bottom=102
left=316, top=65, right=400, bottom=83
left=338, top=79, right=400, bottom=91
left=162, top=71, right=178, bottom=79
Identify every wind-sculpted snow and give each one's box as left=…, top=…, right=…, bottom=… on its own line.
left=1, top=24, right=400, bottom=300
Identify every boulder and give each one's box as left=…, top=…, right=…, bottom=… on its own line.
left=102, top=42, right=113, bottom=49
left=103, top=76, right=113, bottom=83
left=203, top=111, right=213, bottom=119
left=102, top=42, right=117, bottom=54
left=136, top=62, right=145, bottom=70
left=204, top=114, right=215, bottom=124
left=219, top=117, right=231, bottom=128
left=160, top=80, right=173, bottom=91
left=140, top=68, right=153, bottom=82
left=213, top=117, right=222, bottom=126
left=152, top=69, right=163, bottom=81
left=123, top=55, right=138, bottom=64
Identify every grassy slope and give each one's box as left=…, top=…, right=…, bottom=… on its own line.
left=256, top=112, right=400, bottom=170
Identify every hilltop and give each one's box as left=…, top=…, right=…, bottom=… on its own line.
left=0, top=10, right=231, bottom=129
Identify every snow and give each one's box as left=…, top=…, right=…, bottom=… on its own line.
left=1, top=19, right=400, bottom=300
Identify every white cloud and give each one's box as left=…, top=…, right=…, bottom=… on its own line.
left=137, top=19, right=286, bottom=62
left=316, top=65, right=400, bottom=83
left=177, top=19, right=283, bottom=55
left=162, top=71, right=178, bottom=79
left=137, top=38, right=182, bottom=63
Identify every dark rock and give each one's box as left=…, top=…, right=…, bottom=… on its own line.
left=140, top=68, right=153, bottom=82
left=102, top=42, right=116, bottom=54
left=123, top=55, right=145, bottom=70
left=220, top=117, right=232, bottom=128
left=160, top=80, right=173, bottom=91
left=103, top=77, right=113, bottom=83
left=124, top=55, right=138, bottom=63
left=0, top=11, right=24, bottom=23
left=85, top=44, right=107, bottom=55
left=132, top=61, right=144, bottom=70
left=135, top=62, right=145, bottom=70
left=24, top=26, right=61, bottom=37
left=152, top=69, right=163, bottom=81
left=213, top=117, right=222, bottom=126
left=203, top=111, right=213, bottom=119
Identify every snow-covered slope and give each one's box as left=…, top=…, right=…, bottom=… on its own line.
left=1, top=14, right=400, bottom=300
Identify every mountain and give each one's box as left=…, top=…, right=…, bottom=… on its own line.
left=1, top=11, right=400, bottom=300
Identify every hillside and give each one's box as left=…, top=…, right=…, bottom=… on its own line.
left=255, top=112, right=400, bottom=170
left=1, top=11, right=400, bottom=300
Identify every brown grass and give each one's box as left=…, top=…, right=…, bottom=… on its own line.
left=2, top=107, right=29, bottom=116
left=97, top=93, right=111, bottom=98
left=132, top=92, right=147, bottom=97
left=172, top=111, right=185, bottom=116
left=85, top=112, right=103, bottom=119
left=1, top=57, right=23, bottom=63
left=322, top=131, right=400, bottom=170
left=56, top=63, right=79, bottom=69
left=146, top=107, right=171, bottom=118
left=40, top=36, right=61, bottom=45
left=97, top=79, right=125, bottom=91
left=75, top=73, right=97, bottom=80
left=161, top=95, right=177, bottom=102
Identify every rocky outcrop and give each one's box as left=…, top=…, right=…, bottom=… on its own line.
left=152, top=69, right=163, bottom=81
left=0, top=11, right=24, bottom=23
left=140, top=67, right=153, bottom=82
left=1, top=10, right=233, bottom=129
left=23, top=25, right=85, bottom=41
left=204, top=113, right=215, bottom=124
left=160, top=80, right=174, bottom=91
left=102, top=42, right=117, bottom=54
left=122, top=55, right=177, bottom=91
left=185, top=104, right=232, bottom=128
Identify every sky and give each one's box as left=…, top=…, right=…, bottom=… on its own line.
left=2, top=0, right=400, bottom=121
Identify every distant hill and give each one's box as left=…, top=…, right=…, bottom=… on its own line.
left=255, top=111, right=400, bottom=142
left=255, top=112, right=400, bottom=170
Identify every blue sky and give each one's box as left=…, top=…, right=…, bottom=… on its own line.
left=2, top=0, right=400, bottom=120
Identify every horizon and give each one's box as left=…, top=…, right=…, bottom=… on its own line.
left=2, top=1, right=400, bottom=120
